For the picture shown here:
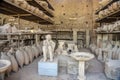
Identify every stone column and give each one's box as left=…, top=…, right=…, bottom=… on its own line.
left=86, top=30, right=90, bottom=48
left=73, top=29, right=78, bottom=43
left=78, top=61, right=86, bottom=80
left=35, top=34, right=40, bottom=45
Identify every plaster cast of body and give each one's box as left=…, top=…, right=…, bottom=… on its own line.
left=43, top=35, right=55, bottom=62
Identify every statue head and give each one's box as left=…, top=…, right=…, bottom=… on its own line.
left=45, top=34, right=52, bottom=41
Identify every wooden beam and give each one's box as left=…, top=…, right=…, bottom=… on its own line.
left=0, top=6, right=16, bottom=14
left=9, top=14, right=32, bottom=17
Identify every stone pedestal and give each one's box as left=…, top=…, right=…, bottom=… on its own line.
left=67, top=59, right=78, bottom=74
left=105, top=60, right=120, bottom=80
left=38, top=58, right=58, bottom=76
left=78, top=61, right=86, bottom=80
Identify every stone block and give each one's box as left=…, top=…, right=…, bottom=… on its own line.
left=105, top=60, right=120, bottom=79
left=38, top=58, right=58, bottom=76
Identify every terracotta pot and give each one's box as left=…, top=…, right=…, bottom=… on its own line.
left=98, top=11, right=105, bottom=18
left=104, top=9, right=110, bottom=16
left=40, top=1, right=48, bottom=8
left=30, top=6, right=36, bottom=12
left=20, top=1, right=28, bottom=9
left=32, top=45, right=39, bottom=58
left=38, top=11, right=44, bottom=16
left=115, top=48, right=120, bottom=60
left=25, top=46, right=33, bottom=63
left=26, top=5, right=31, bottom=11
left=108, top=5, right=114, bottom=13
left=112, top=2, right=119, bottom=11
left=7, top=53, right=19, bottom=72
left=15, top=49, right=24, bottom=68
left=112, top=45, right=118, bottom=59
left=34, top=8, right=40, bottom=15
left=13, top=0, right=20, bottom=5
left=20, top=47, right=29, bottom=65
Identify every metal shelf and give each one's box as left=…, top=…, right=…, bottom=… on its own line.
left=0, top=0, right=54, bottom=24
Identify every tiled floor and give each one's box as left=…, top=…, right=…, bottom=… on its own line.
left=5, top=49, right=110, bottom=80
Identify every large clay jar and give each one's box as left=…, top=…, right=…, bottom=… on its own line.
left=104, top=9, right=110, bottom=16
left=7, top=53, right=19, bottom=72
left=15, top=49, right=24, bottom=68
left=31, top=46, right=38, bottom=58
left=39, top=1, right=48, bottom=8
left=36, top=42, right=43, bottom=56
left=30, top=6, right=36, bottom=12
left=35, top=45, right=40, bottom=56
left=34, top=8, right=40, bottom=15
left=108, top=5, right=113, bottom=12
left=99, top=0, right=109, bottom=7
left=8, top=47, right=15, bottom=54
left=118, top=1, right=120, bottom=8
left=115, top=48, right=120, bottom=60
left=112, top=2, right=119, bottom=11
left=19, top=1, right=28, bottom=9
left=29, top=46, right=35, bottom=60
left=99, top=11, right=105, bottom=18
left=112, top=45, right=118, bottom=59
left=13, top=0, right=20, bottom=5
left=25, top=46, right=33, bottom=63
left=1, top=52, right=12, bottom=76
left=20, top=47, right=29, bottom=65
left=26, top=5, right=31, bottom=11
left=38, top=10, right=44, bottom=16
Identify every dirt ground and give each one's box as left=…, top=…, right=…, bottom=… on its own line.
left=5, top=49, right=111, bottom=80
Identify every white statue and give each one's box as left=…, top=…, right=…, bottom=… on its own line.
left=42, top=34, right=55, bottom=62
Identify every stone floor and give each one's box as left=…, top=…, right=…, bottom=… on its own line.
left=5, top=49, right=111, bottom=80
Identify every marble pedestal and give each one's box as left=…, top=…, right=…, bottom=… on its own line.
left=38, top=58, right=58, bottom=76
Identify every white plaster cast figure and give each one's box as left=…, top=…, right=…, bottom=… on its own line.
left=43, top=34, right=55, bottom=62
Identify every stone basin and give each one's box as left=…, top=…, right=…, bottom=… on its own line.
left=70, top=52, right=94, bottom=61
left=70, top=52, right=94, bottom=80
left=0, top=60, right=11, bottom=73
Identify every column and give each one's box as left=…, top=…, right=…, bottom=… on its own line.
left=73, top=29, right=78, bottom=43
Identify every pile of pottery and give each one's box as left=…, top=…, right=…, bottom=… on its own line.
left=89, top=41, right=120, bottom=61
left=97, top=0, right=120, bottom=19
left=89, top=41, right=120, bottom=79
left=36, top=0, right=48, bottom=8
left=9, top=0, right=46, bottom=18
left=0, top=43, right=42, bottom=75
left=98, top=0, right=110, bottom=8
left=96, top=20, right=120, bottom=32
left=0, top=23, right=18, bottom=33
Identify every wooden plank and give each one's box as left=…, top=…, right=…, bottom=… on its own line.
left=0, top=0, right=54, bottom=24
left=26, top=0, right=54, bottom=17
left=95, top=0, right=119, bottom=14
left=96, top=9, right=120, bottom=23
